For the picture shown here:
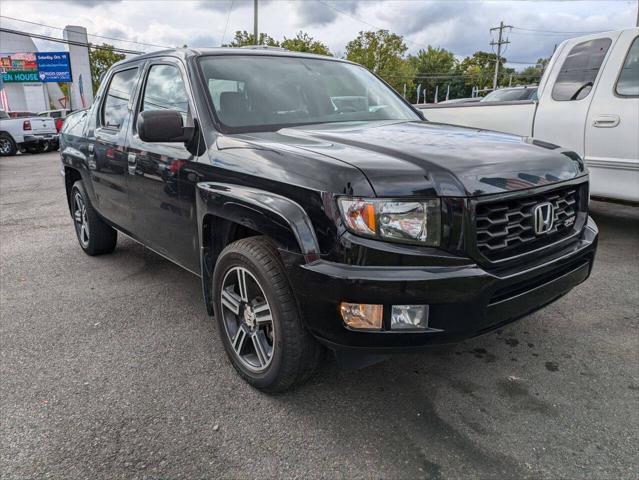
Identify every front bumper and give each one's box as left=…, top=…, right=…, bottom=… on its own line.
left=287, top=217, right=598, bottom=352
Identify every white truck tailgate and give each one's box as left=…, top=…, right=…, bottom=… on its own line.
left=29, top=117, right=57, bottom=135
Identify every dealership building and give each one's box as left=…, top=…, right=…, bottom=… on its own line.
left=0, top=26, right=93, bottom=112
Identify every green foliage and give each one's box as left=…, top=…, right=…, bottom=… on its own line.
left=345, top=30, right=411, bottom=94
left=458, top=51, right=501, bottom=90
left=408, top=46, right=458, bottom=102
left=515, top=57, right=549, bottom=86
left=281, top=31, right=331, bottom=56
left=89, top=44, right=125, bottom=95
left=224, top=31, right=280, bottom=47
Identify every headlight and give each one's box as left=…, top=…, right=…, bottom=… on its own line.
left=338, top=198, right=441, bottom=246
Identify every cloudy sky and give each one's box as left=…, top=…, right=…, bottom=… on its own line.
left=1, top=0, right=636, bottom=68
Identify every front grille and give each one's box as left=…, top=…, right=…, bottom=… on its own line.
left=475, top=184, right=583, bottom=261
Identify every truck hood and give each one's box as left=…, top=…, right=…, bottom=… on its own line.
left=236, top=120, right=585, bottom=197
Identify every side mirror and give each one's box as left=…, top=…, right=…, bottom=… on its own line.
left=137, top=110, right=193, bottom=143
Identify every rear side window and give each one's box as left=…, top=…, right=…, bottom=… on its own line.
left=141, top=64, right=189, bottom=119
left=552, top=38, right=612, bottom=101
left=102, top=68, right=138, bottom=130
left=616, top=36, right=639, bottom=97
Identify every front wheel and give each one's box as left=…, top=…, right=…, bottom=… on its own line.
left=212, top=237, right=322, bottom=392
left=70, top=181, right=117, bottom=255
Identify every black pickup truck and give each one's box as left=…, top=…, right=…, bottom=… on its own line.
left=60, top=47, right=598, bottom=391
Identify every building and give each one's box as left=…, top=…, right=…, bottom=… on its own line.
left=0, top=26, right=93, bottom=112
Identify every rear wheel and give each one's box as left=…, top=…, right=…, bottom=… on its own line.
left=213, top=236, right=322, bottom=392
left=0, top=133, right=17, bottom=156
left=71, top=181, right=117, bottom=255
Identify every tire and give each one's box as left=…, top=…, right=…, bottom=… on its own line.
left=70, top=181, right=117, bottom=256
left=212, top=236, right=323, bottom=392
left=0, top=133, right=17, bottom=156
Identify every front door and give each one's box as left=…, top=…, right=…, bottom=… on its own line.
left=585, top=32, right=639, bottom=202
left=534, top=35, right=615, bottom=156
left=88, top=66, right=140, bottom=229
left=125, top=60, right=199, bottom=272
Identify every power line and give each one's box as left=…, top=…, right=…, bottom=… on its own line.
left=511, top=26, right=606, bottom=35
left=0, top=27, right=144, bottom=55
left=316, top=0, right=431, bottom=50
left=221, top=0, right=235, bottom=46
left=0, top=15, right=170, bottom=49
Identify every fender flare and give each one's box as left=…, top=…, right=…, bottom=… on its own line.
left=196, top=182, right=321, bottom=314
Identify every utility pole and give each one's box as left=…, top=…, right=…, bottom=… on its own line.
left=490, top=21, right=511, bottom=91
left=254, top=0, right=259, bottom=45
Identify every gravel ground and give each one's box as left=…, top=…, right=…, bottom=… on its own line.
left=1, top=151, right=638, bottom=480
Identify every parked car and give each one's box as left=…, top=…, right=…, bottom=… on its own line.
left=418, top=27, right=639, bottom=203
left=480, top=86, right=538, bottom=102
left=39, top=109, right=71, bottom=133
left=60, top=47, right=598, bottom=391
left=6, top=111, right=38, bottom=118
left=0, top=110, right=59, bottom=156
left=438, top=97, right=482, bottom=105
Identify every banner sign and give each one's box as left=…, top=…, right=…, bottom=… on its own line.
left=1, top=51, right=72, bottom=83
left=35, top=52, right=72, bottom=82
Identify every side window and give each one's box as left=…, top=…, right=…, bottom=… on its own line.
left=552, top=38, right=612, bottom=101
left=616, top=36, right=639, bottom=97
left=102, top=68, right=138, bottom=130
left=141, top=64, right=189, bottom=120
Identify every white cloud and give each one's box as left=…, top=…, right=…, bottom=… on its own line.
left=1, top=0, right=635, bottom=68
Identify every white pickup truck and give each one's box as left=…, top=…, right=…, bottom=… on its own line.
left=418, top=27, right=639, bottom=203
left=0, top=110, right=59, bottom=156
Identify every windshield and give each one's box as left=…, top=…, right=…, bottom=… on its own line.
left=481, top=88, right=536, bottom=102
left=198, top=55, right=419, bottom=132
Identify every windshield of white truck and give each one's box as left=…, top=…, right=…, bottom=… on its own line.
left=198, top=55, right=419, bottom=132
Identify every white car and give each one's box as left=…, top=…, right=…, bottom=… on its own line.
left=418, top=27, right=639, bottom=203
left=0, top=110, right=59, bottom=156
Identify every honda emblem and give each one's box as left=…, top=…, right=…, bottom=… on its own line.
left=533, top=202, right=554, bottom=235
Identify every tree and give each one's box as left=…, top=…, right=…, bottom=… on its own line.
left=458, top=51, right=504, bottom=92
left=345, top=30, right=411, bottom=93
left=281, top=31, right=331, bottom=56
left=516, top=57, right=550, bottom=86
left=407, top=46, right=458, bottom=102
left=224, top=31, right=279, bottom=47
left=89, top=44, right=125, bottom=95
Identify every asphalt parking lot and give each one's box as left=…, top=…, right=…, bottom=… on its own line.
left=1, top=151, right=638, bottom=480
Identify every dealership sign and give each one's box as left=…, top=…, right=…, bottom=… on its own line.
left=0, top=52, right=72, bottom=83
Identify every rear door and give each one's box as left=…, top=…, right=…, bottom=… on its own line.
left=534, top=33, right=618, bottom=155
left=585, top=32, right=639, bottom=202
left=88, top=65, right=141, bottom=229
left=125, top=58, right=200, bottom=271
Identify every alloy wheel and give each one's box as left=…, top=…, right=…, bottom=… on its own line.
left=73, top=192, right=90, bottom=248
left=220, top=266, right=275, bottom=372
left=0, top=138, right=11, bottom=154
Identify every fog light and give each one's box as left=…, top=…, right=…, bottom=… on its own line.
left=340, top=302, right=383, bottom=330
left=391, top=305, right=429, bottom=330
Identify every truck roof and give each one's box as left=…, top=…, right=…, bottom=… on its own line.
left=114, top=46, right=351, bottom=68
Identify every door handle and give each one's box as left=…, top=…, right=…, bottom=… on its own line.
left=592, top=114, right=620, bottom=128
left=127, top=153, right=137, bottom=175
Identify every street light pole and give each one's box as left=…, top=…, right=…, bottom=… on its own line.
left=254, top=0, right=258, bottom=44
